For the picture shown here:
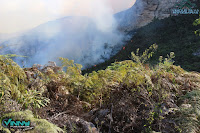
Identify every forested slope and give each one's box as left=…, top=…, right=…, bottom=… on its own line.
left=83, top=14, right=200, bottom=74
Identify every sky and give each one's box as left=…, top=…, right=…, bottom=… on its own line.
left=0, top=0, right=136, bottom=34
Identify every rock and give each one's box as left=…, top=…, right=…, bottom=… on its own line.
left=115, top=0, right=183, bottom=31
left=49, top=114, right=99, bottom=133
left=67, top=116, right=99, bottom=133
left=181, top=104, right=192, bottom=109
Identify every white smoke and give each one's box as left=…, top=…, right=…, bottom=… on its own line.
left=0, top=0, right=139, bottom=68
left=0, top=0, right=135, bottom=34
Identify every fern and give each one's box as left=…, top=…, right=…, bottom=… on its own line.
left=0, top=55, right=49, bottom=111
left=131, top=44, right=158, bottom=65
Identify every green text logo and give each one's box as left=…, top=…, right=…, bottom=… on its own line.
left=2, top=118, right=34, bottom=131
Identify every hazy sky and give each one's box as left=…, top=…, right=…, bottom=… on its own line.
left=0, top=0, right=136, bottom=34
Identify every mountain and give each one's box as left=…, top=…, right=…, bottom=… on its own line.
left=1, top=0, right=199, bottom=69
left=0, top=16, right=124, bottom=68
left=115, top=0, right=183, bottom=31
left=1, top=1, right=200, bottom=133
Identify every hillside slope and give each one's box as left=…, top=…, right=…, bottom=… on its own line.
left=83, top=14, right=200, bottom=74
left=1, top=48, right=200, bottom=133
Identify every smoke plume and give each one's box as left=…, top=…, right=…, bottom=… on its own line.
left=0, top=0, right=140, bottom=68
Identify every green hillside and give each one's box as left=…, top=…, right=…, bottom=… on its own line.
left=83, top=14, right=200, bottom=74
left=1, top=47, right=200, bottom=132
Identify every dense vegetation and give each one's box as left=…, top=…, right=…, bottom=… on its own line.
left=83, top=14, right=200, bottom=74
left=0, top=44, right=200, bottom=132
